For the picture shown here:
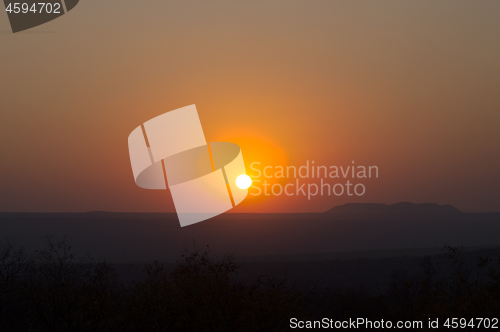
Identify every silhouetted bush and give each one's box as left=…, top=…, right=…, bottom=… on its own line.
left=124, top=247, right=301, bottom=331
left=0, top=240, right=499, bottom=331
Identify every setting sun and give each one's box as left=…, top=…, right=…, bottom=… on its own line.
left=236, top=174, right=252, bottom=189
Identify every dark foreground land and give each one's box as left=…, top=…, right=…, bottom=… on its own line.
left=0, top=239, right=500, bottom=331
left=0, top=205, right=499, bottom=331
left=1, top=203, right=499, bottom=262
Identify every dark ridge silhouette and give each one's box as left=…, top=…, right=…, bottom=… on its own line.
left=326, top=202, right=462, bottom=215
left=1, top=206, right=499, bottom=264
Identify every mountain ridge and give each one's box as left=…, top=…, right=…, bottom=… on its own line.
left=325, top=202, right=461, bottom=214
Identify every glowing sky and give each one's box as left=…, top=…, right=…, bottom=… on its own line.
left=0, top=0, right=499, bottom=213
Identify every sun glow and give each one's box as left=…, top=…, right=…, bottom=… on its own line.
left=236, top=174, right=252, bottom=189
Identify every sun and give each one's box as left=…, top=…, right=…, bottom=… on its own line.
left=236, top=174, right=252, bottom=189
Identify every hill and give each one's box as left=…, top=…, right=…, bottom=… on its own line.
left=326, top=202, right=461, bottom=215
left=0, top=207, right=499, bottom=263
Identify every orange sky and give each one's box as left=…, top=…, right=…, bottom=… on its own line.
left=0, top=0, right=499, bottom=213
